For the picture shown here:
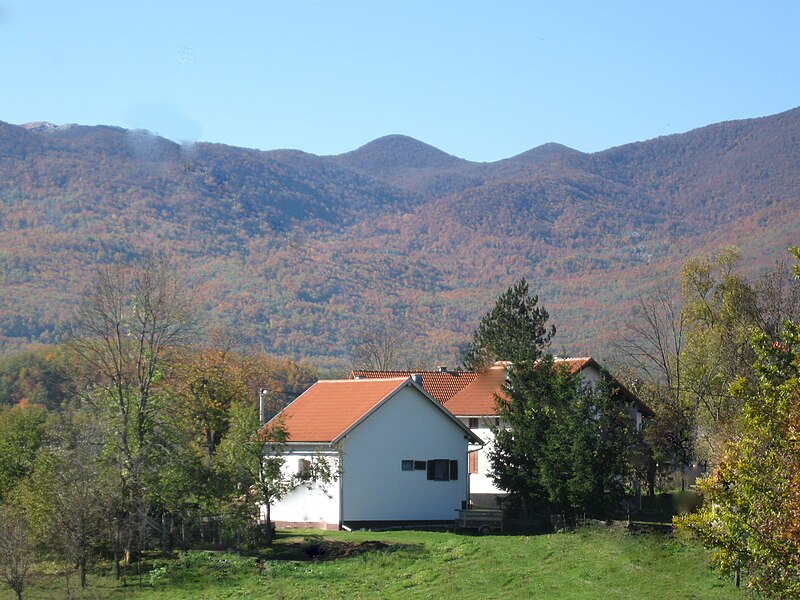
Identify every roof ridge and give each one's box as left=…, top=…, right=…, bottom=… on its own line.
left=351, top=369, right=473, bottom=374
left=319, top=377, right=410, bottom=383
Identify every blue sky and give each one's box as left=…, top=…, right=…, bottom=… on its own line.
left=1, top=1, right=798, bottom=161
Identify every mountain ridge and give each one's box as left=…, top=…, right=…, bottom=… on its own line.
left=1, top=107, right=798, bottom=371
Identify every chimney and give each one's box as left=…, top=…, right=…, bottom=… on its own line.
left=437, top=366, right=448, bottom=372
left=411, top=374, right=423, bottom=385
left=259, top=389, right=269, bottom=424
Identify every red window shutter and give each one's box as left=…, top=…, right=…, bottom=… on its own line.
left=468, top=452, right=479, bottom=474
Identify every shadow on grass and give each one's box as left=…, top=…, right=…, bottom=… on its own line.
left=255, top=532, right=423, bottom=563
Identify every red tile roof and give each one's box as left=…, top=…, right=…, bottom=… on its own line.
left=348, top=358, right=654, bottom=419
left=268, top=378, right=409, bottom=443
left=442, top=358, right=615, bottom=415
left=444, top=364, right=510, bottom=416
left=267, top=377, right=484, bottom=444
left=349, top=370, right=478, bottom=404
left=559, top=357, right=594, bottom=373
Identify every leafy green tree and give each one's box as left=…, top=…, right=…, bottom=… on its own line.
left=153, top=343, right=317, bottom=541
left=678, top=247, right=800, bottom=597
left=216, top=396, right=290, bottom=546
left=680, top=247, right=761, bottom=461
left=217, top=393, right=335, bottom=546
left=17, top=410, right=106, bottom=590
left=0, top=404, right=47, bottom=502
left=679, top=321, right=800, bottom=597
left=491, top=357, right=632, bottom=523
left=620, top=248, right=800, bottom=483
left=0, top=345, right=75, bottom=410
left=462, top=278, right=555, bottom=371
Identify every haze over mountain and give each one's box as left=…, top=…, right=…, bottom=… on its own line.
left=1, top=108, right=799, bottom=371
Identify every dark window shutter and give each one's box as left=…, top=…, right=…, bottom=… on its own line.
left=427, top=461, right=435, bottom=480
left=450, top=460, right=458, bottom=481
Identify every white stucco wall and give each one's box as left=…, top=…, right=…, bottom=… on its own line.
left=578, top=365, right=601, bottom=387
left=267, top=447, right=341, bottom=528
left=457, top=418, right=502, bottom=499
left=340, top=385, right=470, bottom=522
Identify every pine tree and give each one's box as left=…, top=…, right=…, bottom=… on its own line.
left=462, top=278, right=555, bottom=371
left=490, top=357, right=631, bottom=524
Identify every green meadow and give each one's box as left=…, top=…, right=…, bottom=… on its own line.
left=7, top=524, right=742, bottom=600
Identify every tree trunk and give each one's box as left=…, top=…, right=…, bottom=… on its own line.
left=646, top=460, right=656, bottom=496
left=181, top=517, right=187, bottom=551
left=161, top=513, right=168, bottom=551
left=265, top=500, right=274, bottom=546
left=80, top=554, right=87, bottom=589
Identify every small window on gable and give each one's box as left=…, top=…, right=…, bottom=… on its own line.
left=401, top=460, right=414, bottom=471
left=298, top=458, right=312, bottom=480
left=414, top=460, right=426, bottom=471
left=468, top=417, right=479, bottom=428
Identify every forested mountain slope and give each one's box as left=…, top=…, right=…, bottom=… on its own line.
left=1, top=108, right=798, bottom=371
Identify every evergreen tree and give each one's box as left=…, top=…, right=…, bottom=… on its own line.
left=490, top=357, right=632, bottom=524
left=462, top=278, right=555, bottom=371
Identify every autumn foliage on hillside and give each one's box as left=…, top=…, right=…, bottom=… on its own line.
left=1, top=108, right=799, bottom=369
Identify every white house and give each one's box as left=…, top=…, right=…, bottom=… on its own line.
left=351, top=358, right=654, bottom=507
left=265, top=377, right=482, bottom=530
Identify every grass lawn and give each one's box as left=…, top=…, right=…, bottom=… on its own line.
left=6, top=524, right=740, bottom=599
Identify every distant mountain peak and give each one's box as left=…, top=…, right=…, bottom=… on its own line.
left=505, top=142, right=582, bottom=163
left=334, top=134, right=469, bottom=173
left=21, top=121, right=61, bottom=132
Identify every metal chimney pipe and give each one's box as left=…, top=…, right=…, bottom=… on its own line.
left=259, top=388, right=269, bottom=424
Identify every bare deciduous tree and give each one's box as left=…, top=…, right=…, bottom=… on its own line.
left=350, top=319, right=404, bottom=371
left=756, top=259, right=800, bottom=340
left=0, top=505, right=34, bottom=600
left=67, top=255, right=195, bottom=574
left=617, top=290, right=685, bottom=401
left=616, top=290, right=695, bottom=490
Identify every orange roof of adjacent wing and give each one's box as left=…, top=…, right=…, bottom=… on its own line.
left=267, top=378, right=409, bottom=443
left=443, top=357, right=654, bottom=418
left=558, top=357, right=594, bottom=373
left=444, top=363, right=510, bottom=416
left=347, top=358, right=654, bottom=419
left=349, top=370, right=478, bottom=404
